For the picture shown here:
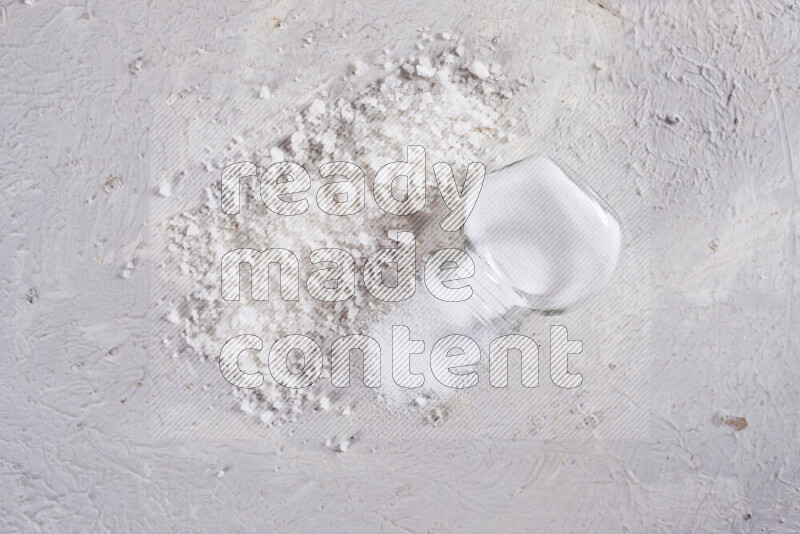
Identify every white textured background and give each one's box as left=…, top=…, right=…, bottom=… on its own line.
left=1, top=0, right=799, bottom=532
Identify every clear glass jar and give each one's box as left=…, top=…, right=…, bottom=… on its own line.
left=462, top=154, right=623, bottom=330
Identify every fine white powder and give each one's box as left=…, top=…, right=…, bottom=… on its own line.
left=159, top=37, right=527, bottom=429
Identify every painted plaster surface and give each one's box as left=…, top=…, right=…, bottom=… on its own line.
left=1, top=1, right=799, bottom=532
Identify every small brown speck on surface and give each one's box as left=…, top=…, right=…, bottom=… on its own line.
left=724, top=416, right=747, bottom=431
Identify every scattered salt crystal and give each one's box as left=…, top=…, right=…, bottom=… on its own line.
left=319, top=131, right=336, bottom=153
left=416, top=57, right=436, bottom=78
left=129, top=58, right=143, bottom=75
left=468, top=60, right=490, bottom=80
left=258, top=85, right=272, bottom=99
left=240, top=399, right=254, bottom=414
left=351, top=61, right=369, bottom=76
left=290, top=131, right=305, bottom=152
left=269, top=147, right=285, bottom=163
left=306, top=98, right=327, bottom=121
left=165, top=309, right=180, bottom=324
left=158, top=182, right=172, bottom=197
left=318, top=396, right=330, bottom=411
left=120, top=262, right=135, bottom=279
